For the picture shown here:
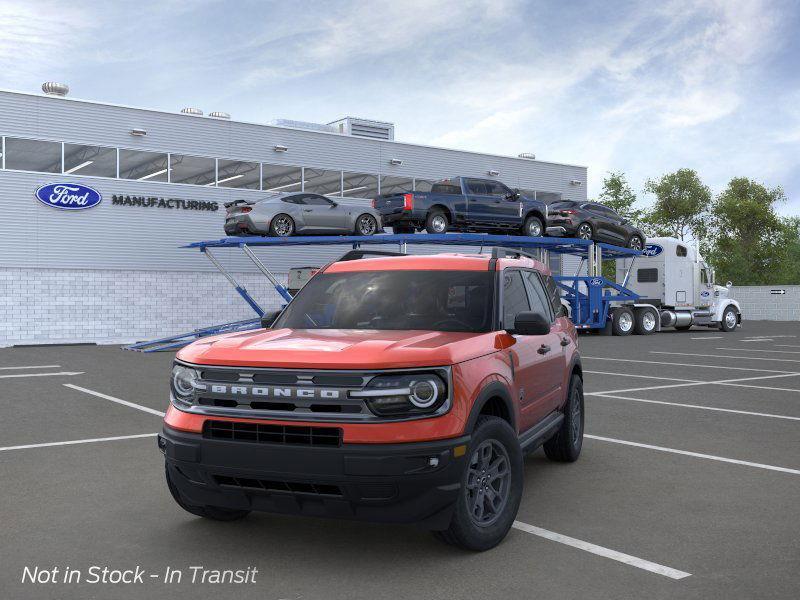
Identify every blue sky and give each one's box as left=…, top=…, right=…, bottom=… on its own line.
left=2, top=0, right=799, bottom=213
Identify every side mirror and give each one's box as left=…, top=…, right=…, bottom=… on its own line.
left=510, top=311, right=551, bottom=335
left=329, top=201, right=338, bottom=208
left=260, top=310, right=281, bottom=329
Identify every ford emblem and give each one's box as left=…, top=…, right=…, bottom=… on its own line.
left=588, top=278, right=603, bottom=286
left=641, top=244, right=663, bottom=257
left=35, top=183, right=102, bottom=210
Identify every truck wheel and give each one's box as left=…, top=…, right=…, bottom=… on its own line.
left=165, top=464, right=250, bottom=522
left=425, top=210, right=449, bottom=234
left=269, top=214, right=295, bottom=237
left=543, top=375, right=584, bottom=462
left=719, top=306, right=738, bottom=332
left=521, top=215, right=544, bottom=237
left=354, top=213, right=378, bottom=236
left=633, top=308, right=657, bottom=335
left=611, top=307, right=634, bottom=336
left=433, top=416, right=523, bottom=551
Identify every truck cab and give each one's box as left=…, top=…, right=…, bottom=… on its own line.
left=616, top=237, right=741, bottom=332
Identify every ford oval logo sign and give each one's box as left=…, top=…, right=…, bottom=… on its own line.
left=642, top=244, right=663, bottom=257
left=700, top=290, right=710, bottom=297
left=588, top=278, right=603, bottom=286
left=35, top=183, right=102, bottom=210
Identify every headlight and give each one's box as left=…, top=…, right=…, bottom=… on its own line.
left=171, top=364, right=200, bottom=403
left=351, top=372, right=448, bottom=417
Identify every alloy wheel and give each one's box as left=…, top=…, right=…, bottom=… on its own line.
left=570, top=389, right=582, bottom=449
left=526, top=220, right=542, bottom=236
left=725, top=310, right=737, bottom=329
left=629, top=236, right=643, bottom=250
left=466, top=439, right=511, bottom=527
left=273, top=216, right=293, bottom=236
left=358, top=215, right=376, bottom=235
left=577, top=224, right=592, bottom=240
left=432, top=215, right=448, bottom=233
left=618, top=311, right=633, bottom=332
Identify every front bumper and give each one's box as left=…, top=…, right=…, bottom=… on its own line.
left=160, top=425, right=469, bottom=529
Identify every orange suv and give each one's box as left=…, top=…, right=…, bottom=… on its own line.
left=160, top=250, right=583, bottom=550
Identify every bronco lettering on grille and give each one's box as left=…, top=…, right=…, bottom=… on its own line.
left=206, top=384, right=341, bottom=400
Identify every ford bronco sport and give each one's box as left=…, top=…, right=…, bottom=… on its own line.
left=160, top=249, right=584, bottom=551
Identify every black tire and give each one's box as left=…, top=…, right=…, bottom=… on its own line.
left=719, top=306, right=738, bottom=332
left=576, top=222, right=593, bottom=240
left=433, top=416, right=523, bottom=551
left=425, top=209, right=449, bottom=234
left=633, top=307, right=657, bottom=335
left=269, top=214, right=295, bottom=237
left=393, top=224, right=416, bottom=234
left=543, top=375, right=584, bottom=462
left=627, top=235, right=644, bottom=251
left=165, top=464, right=250, bottom=521
left=521, top=215, right=544, bottom=237
left=354, top=213, right=378, bottom=236
left=611, top=307, right=634, bottom=336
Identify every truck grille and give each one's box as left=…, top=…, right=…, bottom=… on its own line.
left=204, top=420, right=342, bottom=447
left=213, top=475, right=343, bottom=497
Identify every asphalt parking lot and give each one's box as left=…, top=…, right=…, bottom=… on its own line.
left=1, top=321, right=799, bottom=600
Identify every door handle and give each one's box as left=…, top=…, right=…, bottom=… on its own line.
left=537, top=344, right=551, bottom=355
left=560, top=337, right=570, bottom=347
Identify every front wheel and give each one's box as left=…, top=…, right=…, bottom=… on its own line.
left=627, top=235, right=644, bottom=251
left=543, top=375, right=584, bottom=462
left=719, top=306, right=738, bottom=332
left=521, top=215, right=544, bottom=237
left=354, top=213, right=378, bottom=236
left=576, top=222, right=593, bottom=240
left=433, top=416, right=523, bottom=551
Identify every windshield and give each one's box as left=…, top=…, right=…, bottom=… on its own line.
left=273, top=270, right=495, bottom=332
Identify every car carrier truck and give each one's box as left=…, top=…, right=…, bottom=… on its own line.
left=603, top=236, right=742, bottom=335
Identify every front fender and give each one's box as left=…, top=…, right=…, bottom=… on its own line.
left=713, top=299, right=741, bottom=322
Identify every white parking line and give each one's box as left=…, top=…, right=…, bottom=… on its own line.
left=586, top=435, right=800, bottom=475
left=587, top=393, right=800, bottom=421
left=0, top=433, right=157, bottom=453
left=777, top=345, right=800, bottom=349
left=584, top=370, right=700, bottom=383
left=64, top=384, right=166, bottom=417
left=650, top=351, right=800, bottom=364
left=716, top=348, right=800, bottom=354
left=0, top=365, right=61, bottom=370
left=0, top=371, right=84, bottom=379
left=592, top=372, right=800, bottom=396
left=583, top=356, right=796, bottom=374
left=690, top=336, right=723, bottom=340
left=740, top=339, right=773, bottom=343
left=512, top=521, right=691, bottom=580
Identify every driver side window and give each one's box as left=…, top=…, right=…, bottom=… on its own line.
left=502, top=271, right=531, bottom=329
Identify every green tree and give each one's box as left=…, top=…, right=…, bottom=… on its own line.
left=642, top=168, right=711, bottom=241
left=598, top=171, right=644, bottom=227
left=706, top=178, right=795, bottom=285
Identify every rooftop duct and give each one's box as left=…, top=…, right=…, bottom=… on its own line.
left=518, top=152, right=536, bottom=160
left=209, top=111, right=230, bottom=119
left=42, top=82, right=69, bottom=97
left=269, top=119, right=337, bottom=134
left=329, top=117, right=394, bottom=141
left=180, top=107, right=203, bottom=116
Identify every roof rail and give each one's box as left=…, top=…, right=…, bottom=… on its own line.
left=490, top=246, right=541, bottom=261
left=337, top=249, right=407, bottom=262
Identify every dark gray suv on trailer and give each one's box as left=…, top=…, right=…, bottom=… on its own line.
left=546, top=200, right=646, bottom=249
left=224, top=192, right=383, bottom=237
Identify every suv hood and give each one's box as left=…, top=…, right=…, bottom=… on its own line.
left=177, top=328, right=503, bottom=369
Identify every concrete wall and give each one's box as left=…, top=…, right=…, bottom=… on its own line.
left=730, top=286, right=800, bottom=322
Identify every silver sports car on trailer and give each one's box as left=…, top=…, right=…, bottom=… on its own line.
left=224, top=192, right=383, bottom=237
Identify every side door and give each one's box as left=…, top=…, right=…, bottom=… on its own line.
left=523, top=270, right=568, bottom=412
left=697, top=262, right=714, bottom=307
left=500, top=269, right=561, bottom=432
left=464, top=178, right=495, bottom=225
left=596, top=205, right=628, bottom=244
left=583, top=203, right=615, bottom=241
left=300, top=194, right=349, bottom=232
left=484, top=180, right=521, bottom=225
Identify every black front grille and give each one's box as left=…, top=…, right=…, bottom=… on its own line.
left=204, top=420, right=342, bottom=447
left=213, top=475, right=343, bottom=497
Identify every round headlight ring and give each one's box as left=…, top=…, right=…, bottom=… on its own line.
left=172, top=365, right=198, bottom=399
left=409, top=379, right=439, bottom=408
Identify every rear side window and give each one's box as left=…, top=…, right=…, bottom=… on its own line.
left=676, top=245, right=688, bottom=257
left=638, top=268, right=658, bottom=282
left=465, top=179, right=490, bottom=195
left=430, top=180, right=462, bottom=194
left=502, top=271, right=531, bottom=328
left=541, top=273, right=566, bottom=317
left=521, top=271, right=553, bottom=322
left=282, top=195, right=306, bottom=205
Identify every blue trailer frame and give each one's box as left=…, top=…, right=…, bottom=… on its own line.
left=125, top=233, right=640, bottom=352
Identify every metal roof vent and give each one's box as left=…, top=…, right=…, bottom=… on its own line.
left=518, top=152, right=536, bottom=160
left=209, top=111, right=230, bottom=119
left=328, top=117, right=395, bottom=141
left=180, top=107, right=204, bottom=116
left=42, top=82, right=69, bottom=96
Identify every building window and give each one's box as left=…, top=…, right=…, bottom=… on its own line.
left=170, top=154, right=216, bottom=186
left=262, top=163, right=302, bottom=193
left=379, top=175, right=413, bottom=195
left=414, top=178, right=436, bottom=192
left=4, top=138, right=61, bottom=173
left=119, top=149, right=169, bottom=182
left=63, top=144, right=117, bottom=177
left=217, top=159, right=260, bottom=189
left=341, top=172, right=378, bottom=199
left=304, top=168, right=342, bottom=196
